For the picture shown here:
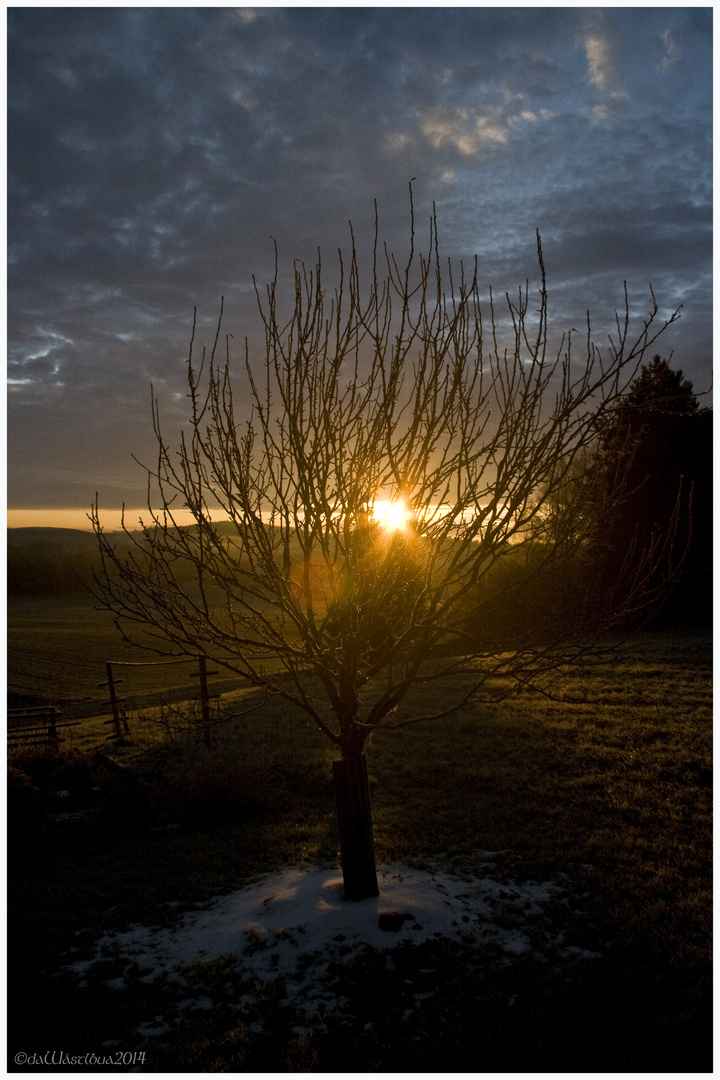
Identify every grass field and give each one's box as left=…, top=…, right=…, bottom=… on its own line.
left=7, top=597, right=240, bottom=706
left=7, top=618, right=713, bottom=1072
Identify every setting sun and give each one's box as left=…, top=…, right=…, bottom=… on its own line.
left=371, top=498, right=412, bottom=534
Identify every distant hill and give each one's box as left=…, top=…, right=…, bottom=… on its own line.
left=7, top=527, right=118, bottom=596
left=8, top=527, right=104, bottom=551
left=7, top=523, right=237, bottom=597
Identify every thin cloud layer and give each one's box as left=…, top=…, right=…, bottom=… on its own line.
left=8, top=8, right=712, bottom=509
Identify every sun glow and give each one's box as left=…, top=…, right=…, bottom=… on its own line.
left=371, top=498, right=412, bottom=534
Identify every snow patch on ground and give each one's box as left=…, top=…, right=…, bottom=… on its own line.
left=70, top=862, right=584, bottom=1021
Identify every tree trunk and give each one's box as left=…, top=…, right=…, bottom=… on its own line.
left=333, top=752, right=379, bottom=900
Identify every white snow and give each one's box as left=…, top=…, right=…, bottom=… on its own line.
left=70, top=862, right=584, bottom=1021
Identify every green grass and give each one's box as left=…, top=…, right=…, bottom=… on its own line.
left=8, top=595, right=289, bottom=709
left=7, top=630, right=712, bottom=1072
left=7, top=597, right=205, bottom=703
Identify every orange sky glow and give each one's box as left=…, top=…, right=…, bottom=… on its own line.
left=6, top=508, right=203, bottom=532
left=7, top=501, right=474, bottom=534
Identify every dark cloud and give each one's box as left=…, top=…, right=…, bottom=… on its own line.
left=7, top=7, right=712, bottom=508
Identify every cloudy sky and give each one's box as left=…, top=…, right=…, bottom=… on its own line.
left=7, top=6, right=713, bottom=524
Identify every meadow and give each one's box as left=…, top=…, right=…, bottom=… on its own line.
left=6, top=591, right=712, bottom=1073
left=8, top=597, right=214, bottom=705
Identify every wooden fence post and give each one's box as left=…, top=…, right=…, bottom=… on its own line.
left=48, top=707, right=59, bottom=745
left=100, top=662, right=130, bottom=738
left=192, top=656, right=218, bottom=746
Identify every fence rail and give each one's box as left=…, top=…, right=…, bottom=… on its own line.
left=8, top=652, right=278, bottom=745
left=7, top=706, right=81, bottom=746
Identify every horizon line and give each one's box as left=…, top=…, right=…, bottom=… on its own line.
left=6, top=508, right=221, bottom=532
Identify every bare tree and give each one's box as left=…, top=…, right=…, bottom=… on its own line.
left=91, top=191, right=681, bottom=899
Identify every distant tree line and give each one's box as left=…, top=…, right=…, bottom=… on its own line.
left=461, top=355, right=711, bottom=642
left=593, top=356, right=711, bottom=629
